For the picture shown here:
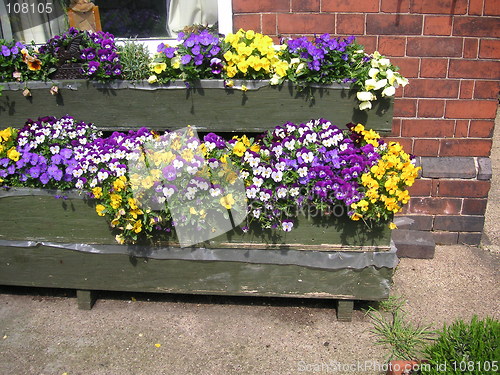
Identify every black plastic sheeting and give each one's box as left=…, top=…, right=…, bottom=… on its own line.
left=0, top=239, right=399, bottom=271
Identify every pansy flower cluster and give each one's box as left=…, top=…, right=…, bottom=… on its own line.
left=0, top=39, right=57, bottom=83
left=0, top=116, right=100, bottom=189
left=282, top=34, right=362, bottom=85
left=40, top=27, right=122, bottom=81
left=72, top=127, right=158, bottom=243
left=222, top=29, right=289, bottom=82
left=354, top=51, right=409, bottom=110
left=149, top=29, right=223, bottom=84
left=348, top=123, right=419, bottom=226
left=233, top=119, right=381, bottom=232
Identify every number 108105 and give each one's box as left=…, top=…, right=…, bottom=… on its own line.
left=6, top=2, right=53, bottom=14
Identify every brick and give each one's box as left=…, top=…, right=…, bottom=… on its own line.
left=438, top=180, right=490, bottom=198
left=262, top=14, right=277, bottom=36
left=419, top=58, right=448, bottom=78
left=440, top=139, right=492, bottom=157
left=405, top=79, right=459, bottom=98
left=407, top=37, right=462, bottom=57
left=322, top=0, right=379, bottom=12
left=381, top=0, right=411, bottom=12
left=337, top=14, right=365, bottom=35
left=434, top=215, right=485, bottom=231
left=392, top=229, right=435, bottom=259
left=423, top=16, right=452, bottom=36
left=431, top=179, right=440, bottom=195
left=459, top=80, right=474, bottom=99
left=458, top=232, right=483, bottom=245
left=414, top=139, right=440, bottom=156
left=278, top=13, right=336, bottom=34
left=233, top=0, right=289, bottom=13
left=391, top=119, right=402, bottom=136
left=378, top=36, right=406, bottom=57
left=408, top=179, right=432, bottom=196
left=410, top=0, right=467, bottom=14
left=453, top=17, right=500, bottom=37
left=433, top=231, right=459, bottom=245
left=391, top=57, right=420, bottom=78
left=421, top=157, right=476, bottom=178
left=366, top=14, right=423, bottom=35
left=463, top=38, right=479, bottom=58
left=484, top=0, right=500, bottom=15
left=355, top=36, right=378, bottom=53
left=410, top=197, right=462, bottom=215
left=474, top=81, right=500, bottom=99
left=469, top=120, right=495, bottom=137
left=477, top=157, right=493, bottom=180
left=479, top=39, right=500, bottom=59
left=450, top=59, right=500, bottom=80
left=394, top=215, right=434, bottom=231
left=394, top=98, right=417, bottom=117
left=233, top=14, right=261, bottom=33
left=445, top=100, right=498, bottom=119
left=292, top=0, right=320, bottom=12
left=462, top=199, right=488, bottom=215
left=454, top=120, right=469, bottom=137
left=468, top=0, right=484, bottom=15
left=417, top=99, right=445, bottom=118
left=402, top=119, right=454, bottom=137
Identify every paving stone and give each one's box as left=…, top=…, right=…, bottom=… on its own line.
left=477, top=157, right=492, bottom=180
left=392, top=229, right=435, bottom=259
left=421, top=157, right=476, bottom=178
left=393, top=215, right=433, bottom=231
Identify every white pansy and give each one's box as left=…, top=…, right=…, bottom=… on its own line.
left=290, top=58, right=300, bottom=65
left=359, top=101, right=373, bottom=111
left=365, top=78, right=387, bottom=91
left=270, top=73, right=281, bottom=85
left=356, top=91, right=376, bottom=102
left=396, top=75, right=409, bottom=87
left=368, top=68, right=379, bottom=79
left=382, top=86, right=396, bottom=97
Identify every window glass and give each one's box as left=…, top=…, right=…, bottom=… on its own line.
left=93, top=0, right=169, bottom=38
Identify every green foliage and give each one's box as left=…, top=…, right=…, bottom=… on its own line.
left=367, top=296, right=435, bottom=361
left=421, top=316, right=500, bottom=375
left=117, top=41, right=152, bottom=81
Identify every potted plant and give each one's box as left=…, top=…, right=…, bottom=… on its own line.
left=1, top=28, right=406, bottom=133
left=0, top=114, right=418, bottom=317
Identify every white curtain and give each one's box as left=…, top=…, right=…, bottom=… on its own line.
left=0, top=0, right=66, bottom=43
left=167, top=0, right=218, bottom=37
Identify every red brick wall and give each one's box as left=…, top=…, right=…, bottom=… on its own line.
left=232, top=0, right=500, bottom=244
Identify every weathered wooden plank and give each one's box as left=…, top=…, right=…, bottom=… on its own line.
left=0, top=80, right=393, bottom=132
left=0, top=245, right=393, bottom=302
left=0, top=189, right=392, bottom=248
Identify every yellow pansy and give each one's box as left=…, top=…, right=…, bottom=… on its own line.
left=0, top=127, right=12, bottom=141
left=110, top=194, right=122, bottom=209
left=232, top=141, right=246, bottom=157
left=92, top=187, right=103, bottom=199
left=7, top=147, right=20, bottom=161
left=95, top=204, right=106, bottom=216
left=220, top=194, right=235, bottom=209
left=113, top=178, right=126, bottom=192
left=151, top=62, right=167, bottom=74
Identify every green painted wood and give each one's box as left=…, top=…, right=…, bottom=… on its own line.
left=76, top=290, right=96, bottom=310
left=0, top=245, right=393, bottom=301
left=337, top=300, right=355, bottom=322
left=0, top=80, right=393, bottom=132
left=0, top=189, right=392, bottom=249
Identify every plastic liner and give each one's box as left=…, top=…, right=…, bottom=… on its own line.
left=0, top=239, right=399, bottom=271
left=4, top=80, right=349, bottom=92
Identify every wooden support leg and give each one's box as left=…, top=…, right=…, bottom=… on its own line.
left=77, top=290, right=96, bottom=310
left=337, top=300, right=354, bottom=322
